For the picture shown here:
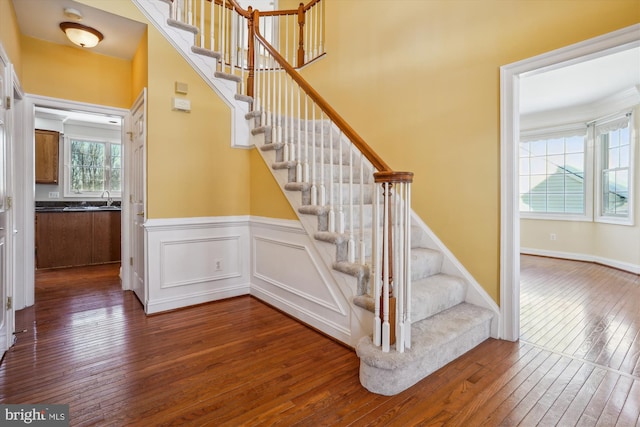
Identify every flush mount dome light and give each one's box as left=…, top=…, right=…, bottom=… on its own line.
left=59, top=22, right=104, bottom=48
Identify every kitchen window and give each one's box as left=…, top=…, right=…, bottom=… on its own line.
left=64, top=135, right=121, bottom=197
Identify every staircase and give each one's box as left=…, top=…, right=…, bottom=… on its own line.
left=134, top=0, right=497, bottom=396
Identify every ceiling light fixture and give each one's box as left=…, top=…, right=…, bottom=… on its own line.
left=59, top=22, right=104, bottom=48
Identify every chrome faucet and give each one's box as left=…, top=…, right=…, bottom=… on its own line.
left=101, top=190, right=113, bottom=206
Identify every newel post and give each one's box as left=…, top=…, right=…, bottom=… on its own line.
left=297, top=3, right=305, bottom=68
left=246, top=7, right=255, bottom=99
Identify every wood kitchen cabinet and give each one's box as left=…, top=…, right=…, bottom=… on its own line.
left=35, top=211, right=121, bottom=269
left=35, top=129, right=60, bottom=184
left=92, top=211, right=122, bottom=264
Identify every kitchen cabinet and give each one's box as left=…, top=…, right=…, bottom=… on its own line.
left=35, top=211, right=121, bottom=269
left=35, top=129, right=60, bottom=184
left=92, top=211, right=122, bottom=264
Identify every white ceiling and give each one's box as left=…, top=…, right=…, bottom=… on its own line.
left=520, top=46, right=640, bottom=115
left=35, top=106, right=122, bottom=128
left=12, top=0, right=146, bottom=60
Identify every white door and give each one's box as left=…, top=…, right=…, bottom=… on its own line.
left=129, top=90, right=146, bottom=308
left=0, top=54, right=11, bottom=353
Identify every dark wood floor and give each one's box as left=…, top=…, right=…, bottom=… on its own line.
left=0, top=256, right=638, bottom=426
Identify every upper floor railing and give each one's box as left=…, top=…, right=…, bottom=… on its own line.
left=168, top=0, right=324, bottom=96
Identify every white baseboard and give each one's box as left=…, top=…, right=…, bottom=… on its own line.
left=521, top=247, right=640, bottom=274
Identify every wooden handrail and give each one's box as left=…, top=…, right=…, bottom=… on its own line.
left=252, top=10, right=393, bottom=174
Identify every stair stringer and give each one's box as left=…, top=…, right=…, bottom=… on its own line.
left=409, top=213, right=500, bottom=338
left=251, top=132, right=374, bottom=348
left=132, top=0, right=252, bottom=148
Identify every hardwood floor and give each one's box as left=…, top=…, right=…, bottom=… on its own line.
left=0, top=257, right=638, bottom=426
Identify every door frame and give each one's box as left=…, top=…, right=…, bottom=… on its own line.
left=20, top=95, right=132, bottom=302
left=499, top=24, right=640, bottom=341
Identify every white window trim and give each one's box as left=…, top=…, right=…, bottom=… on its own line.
left=594, top=112, right=635, bottom=226
left=63, top=133, right=122, bottom=198
left=519, top=124, right=593, bottom=222
left=519, top=109, right=639, bottom=225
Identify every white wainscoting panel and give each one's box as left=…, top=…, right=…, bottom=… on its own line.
left=145, top=216, right=251, bottom=314
left=250, top=217, right=360, bottom=345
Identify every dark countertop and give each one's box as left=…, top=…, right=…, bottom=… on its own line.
left=36, top=206, right=122, bottom=212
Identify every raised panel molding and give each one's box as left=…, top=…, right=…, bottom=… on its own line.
left=144, top=216, right=366, bottom=345
left=160, top=236, right=243, bottom=288
left=145, top=216, right=251, bottom=314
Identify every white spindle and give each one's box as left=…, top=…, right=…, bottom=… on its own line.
left=319, top=113, right=326, bottom=206
left=277, top=69, right=282, bottom=144
left=396, top=185, right=405, bottom=353
left=328, top=124, right=335, bottom=232
left=303, top=94, right=309, bottom=183
left=359, top=155, right=365, bottom=264
left=231, top=11, right=238, bottom=75
left=210, top=0, right=215, bottom=51
left=311, top=104, right=317, bottom=205
left=320, top=0, right=325, bottom=55
left=373, top=179, right=381, bottom=346
left=348, top=146, right=355, bottom=263
left=283, top=72, right=289, bottom=161
left=311, top=4, right=317, bottom=59
left=296, top=85, right=302, bottom=182
left=404, top=183, right=412, bottom=349
left=289, top=75, right=295, bottom=163
left=338, top=132, right=344, bottom=234
left=382, top=182, right=390, bottom=352
left=199, top=0, right=205, bottom=47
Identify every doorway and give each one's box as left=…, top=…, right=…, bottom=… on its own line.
left=16, top=95, right=137, bottom=312
left=499, top=24, right=640, bottom=341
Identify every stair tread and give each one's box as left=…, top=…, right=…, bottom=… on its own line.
left=411, top=274, right=467, bottom=322
left=356, top=302, right=493, bottom=369
left=352, top=272, right=466, bottom=317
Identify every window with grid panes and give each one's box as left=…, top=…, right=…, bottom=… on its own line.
left=519, top=132, right=586, bottom=214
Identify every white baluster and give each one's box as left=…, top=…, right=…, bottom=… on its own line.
left=337, top=131, right=344, bottom=234
left=396, top=183, right=405, bottom=353
left=283, top=72, right=289, bottom=162
left=277, top=69, right=282, bottom=145
left=348, top=146, right=355, bottom=263
left=289, top=76, right=295, bottom=163
left=270, top=56, right=276, bottom=144
left=372, top=179, right=381, bottom=347
left=310, top=104, right=317, bottom=205
left=319, top=113, right=326, bottom=206
left=328, top=124, right=335, bottom=232
left=405, top=183, right=412, bottom=349
left=320, top=0, right=325, bottom=55
left=382, top=182, right=390, bottom=352
left=296, top=85, right=302, bottom=182
left=359, top=155, right=365, bottom=264
left=210, top=0, right=215, bottom=51
left=303, top=94, right=309, bottom=183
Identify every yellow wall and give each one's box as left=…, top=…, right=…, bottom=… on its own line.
left=132, top=27, right=148, bottom=101
left=20, top=36, right=132, bottom=108
left=0, top=0, right=22, bottom=75
left=63, top=0, right=254, bottom=218
left=250, top=149, right=297, bottom=219
left=298, top=0, right=639, bottom=303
